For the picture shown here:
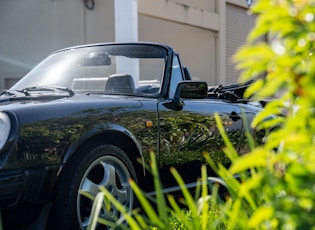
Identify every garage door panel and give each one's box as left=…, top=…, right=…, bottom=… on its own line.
left=139, top=15, right=217, bottom=85
left=226, top=3, right=257, bottom=84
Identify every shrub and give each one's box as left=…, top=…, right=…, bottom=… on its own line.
left=231, top=0, right=315, bottom=228
left=84, top=151, right=227, bottom=230
left=86, top=0, right=315, bottom=229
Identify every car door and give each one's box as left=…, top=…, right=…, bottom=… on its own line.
left=157, top=54, right=245, bottom=189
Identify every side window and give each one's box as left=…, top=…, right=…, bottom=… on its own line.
left=169, top=55, right=184, bottom=98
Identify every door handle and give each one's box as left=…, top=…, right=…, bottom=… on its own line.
left=230, top=111, right=241, bottom=121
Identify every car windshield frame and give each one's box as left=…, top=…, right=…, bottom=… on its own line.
left=11, top=43, right=170, bottom=97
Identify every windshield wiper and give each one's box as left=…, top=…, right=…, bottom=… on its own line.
left=1, top=89, right=29, bottom=97
left=21, top=86, right=75, bottom=96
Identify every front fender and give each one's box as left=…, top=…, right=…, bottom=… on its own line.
left=62, top=122, right=144, bottom=172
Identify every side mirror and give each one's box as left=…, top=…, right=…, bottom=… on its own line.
left=174, top=81, right=208, bottom=99
left=164, top=81, right=208, bottom=111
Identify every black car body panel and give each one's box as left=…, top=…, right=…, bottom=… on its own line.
left=0, top=42, right=262, bottom=229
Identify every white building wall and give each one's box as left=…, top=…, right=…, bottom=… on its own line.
left=0, top=0, right=116, bottom=90
left=0, top=0, right=256, bottom=91
left=85, top=0, right=116, bottom=44
left=0, top=0, right=85, bottom=90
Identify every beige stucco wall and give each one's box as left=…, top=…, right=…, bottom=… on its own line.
left=139, top=15, right=217, bottom=84
left=0, top=0, right=255, bottom=91
left=138, top=0, right=220, bottom=85
left=138, top=0, right=257, bottom=85
left=0, top=0, right=116, bottom=90
left=173, top=0, right=216, bottom=12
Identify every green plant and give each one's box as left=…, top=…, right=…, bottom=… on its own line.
left=227, top=0, right=315, bottom=228
left=84, top=151, right=227, bottom=230
left=85, top=1, right=315, bottom=229
left=202, top=0, right=315, bottom=228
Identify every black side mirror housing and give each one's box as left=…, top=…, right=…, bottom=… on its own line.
left=164, top=81, right=208, bottom=111
left=174, top=81, right=208, bottom=99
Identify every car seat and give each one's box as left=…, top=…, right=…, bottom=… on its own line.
left=105, top=73, right=136, bottom=94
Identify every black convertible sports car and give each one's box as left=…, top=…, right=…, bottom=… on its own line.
left=0, top=42, right=262, bottom=229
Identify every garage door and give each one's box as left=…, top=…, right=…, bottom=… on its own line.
left=226, top=3, right=257, bottom=84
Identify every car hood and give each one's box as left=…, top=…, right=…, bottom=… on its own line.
left=0, top=94, right=144, bottom=123
left=0, top=94, right=142, bottom=106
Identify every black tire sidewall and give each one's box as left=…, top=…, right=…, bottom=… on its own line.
left=47, top=143, right=137, bottom=230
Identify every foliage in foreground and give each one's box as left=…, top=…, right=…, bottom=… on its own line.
left=86, top=151, right=227, bottom=230
left=232, top=0, right=315, bottom=228
left=87, top=0, right=315, bottom=229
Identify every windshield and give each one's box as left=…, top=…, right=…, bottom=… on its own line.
left=11, top=44, right=167, bottom=96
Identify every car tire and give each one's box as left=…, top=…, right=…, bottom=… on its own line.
left=47, top=143, right=137, bottom=230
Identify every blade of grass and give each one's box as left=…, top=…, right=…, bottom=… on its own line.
left=214, top=113, right=239, bottom=162
left=87, top=192, right=104, bottom=230
left=99, top=186, right=142, bottom=230
left=170, top=167, right=200, bottom=230
left=129, top=179, right=165, bottom=229
left=167, top=194, right=195, bottom=229
left=80, top=190, right=96, bottom=201
left=149, top=152, right=169, bottom=226
left=200, top=165, right=209, bottom=230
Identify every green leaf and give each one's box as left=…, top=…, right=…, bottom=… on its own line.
left=87, top=192, right=104, bottom=230
left=214, top=113, right=238, bottom=162
left=149, top=152, right=169, bottom=226
left=229, top=148, right=269, bottom=174
left=170, top=167, right=200, bottom=229
left=129, top=179, right=164, bottom=229
left=248, top=206, right=274, bottom=228
left=99, top=186, right=142, bottom=230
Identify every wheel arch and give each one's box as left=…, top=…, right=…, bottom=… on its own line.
left=61, top=127, right=145, bottom=185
